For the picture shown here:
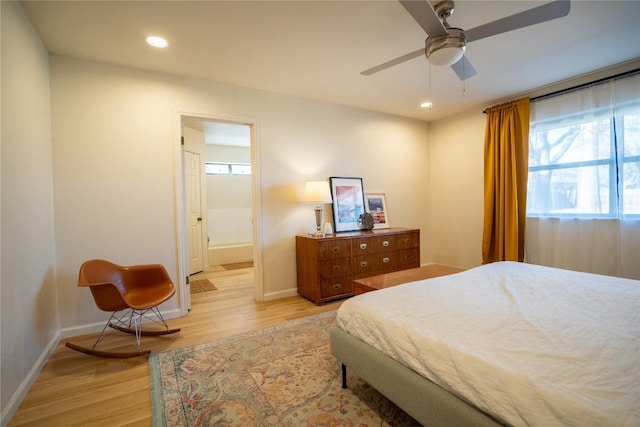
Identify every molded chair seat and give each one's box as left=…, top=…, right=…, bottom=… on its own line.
left=65, top=259, right=181, bottom=358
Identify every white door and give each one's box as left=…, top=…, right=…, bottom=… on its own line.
left=185, top=150, right=204, bottom=274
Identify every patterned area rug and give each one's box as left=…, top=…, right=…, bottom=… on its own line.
left=189, top=279, right=217, bottom=294
left=149, top=311, right=419, bottom=426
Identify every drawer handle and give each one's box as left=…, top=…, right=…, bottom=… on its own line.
left=383, top=257, right=390, bottom=264
left=332, top=246, right=340, bottom=253
left=332, top=283, right=342, bottom=290
left=359, top=243, right=367, bottom=250
left=404, top=238, right=411, bottom=244
left=360, top=261, right=368, bottom=268
left=332, top=265, right=340, bottom=272
left=383, top=240, right=390, bottom=247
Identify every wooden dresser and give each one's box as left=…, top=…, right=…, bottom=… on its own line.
left=295, top=227, right=420, bottom=305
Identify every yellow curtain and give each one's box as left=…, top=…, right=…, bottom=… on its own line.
left=482, top=98, right=530, bottom=263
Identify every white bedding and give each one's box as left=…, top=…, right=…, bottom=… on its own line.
left=336, top=262, right=640, bottom=426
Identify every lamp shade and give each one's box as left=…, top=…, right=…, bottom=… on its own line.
left=303, top=180, right=332, bottom=203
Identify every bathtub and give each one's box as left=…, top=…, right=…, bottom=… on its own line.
left=208, top=243, right=253, bottom=266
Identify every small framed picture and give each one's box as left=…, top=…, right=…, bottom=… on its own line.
left=329, top=177, right=366, bottom=232
left=365, top=193, right=390, bottom=229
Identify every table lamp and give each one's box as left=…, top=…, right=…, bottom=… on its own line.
left=303, top=180, right=332, bottom=237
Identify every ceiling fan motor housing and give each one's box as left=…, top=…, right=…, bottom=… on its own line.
left=425, top=27, right=466, bottom=67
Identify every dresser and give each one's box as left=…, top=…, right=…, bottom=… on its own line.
left=295, top=227, right=420, bottom=305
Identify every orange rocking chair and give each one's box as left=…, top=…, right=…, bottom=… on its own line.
left=65, top=259, right=181, bottom=358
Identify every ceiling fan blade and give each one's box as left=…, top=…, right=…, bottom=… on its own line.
left=465, top=0, right=570, bottom=43
left=361, top=48, right=424, bottom=76
left=399, top=0, right=448, bottom=37
left=451, top=56, right=477, bottom=81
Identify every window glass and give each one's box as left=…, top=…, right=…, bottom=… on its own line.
left=527, top=73, right=640, bottom=218
left=205, top=162, right=251, bottom=176
left=205, top=163, right=229, bottom=175
left=230, top=164, right=251, bottom=175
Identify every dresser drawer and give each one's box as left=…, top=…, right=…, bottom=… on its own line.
left=318, top=258, right=352, bottom=279
left=352, top=235, right=396, bottom=254
left=397, top=247, right=420, bottom=268
left=352, top=252, right=397, bottom=276
left=396, top=231, right=420, bottom=249
left=317, top=239, right=351, bottom=260
left=320, top=277, right=353, bottom=299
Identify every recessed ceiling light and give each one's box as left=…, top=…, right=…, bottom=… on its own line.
left=146, top=36, right=168, bottom=48
left=420, top=102, right=433, bottom=109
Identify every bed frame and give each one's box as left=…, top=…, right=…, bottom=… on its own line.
left=329, top=326, right=503, bottom=426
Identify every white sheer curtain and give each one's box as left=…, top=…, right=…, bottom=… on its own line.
left=526, top=217, right=639, bottom=279
left=525, top=73, right=640, bottom=280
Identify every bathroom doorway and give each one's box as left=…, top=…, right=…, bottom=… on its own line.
left=180, top=115, right=260, bottom=306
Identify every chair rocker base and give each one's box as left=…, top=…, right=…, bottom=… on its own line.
left=64, top=342, right=152, bottom=359
left=65, top=307, right=181, bottom=358
left=109, top=323, right=181, bottom=336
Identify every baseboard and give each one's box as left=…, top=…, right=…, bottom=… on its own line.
left=1, top=331, right=61, bottom=427
left=263, top=287, right=298, bottom=301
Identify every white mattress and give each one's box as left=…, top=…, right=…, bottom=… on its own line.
left=336, top=262, right=640, bottom=426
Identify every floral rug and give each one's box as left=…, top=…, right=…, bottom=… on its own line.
left=149, top=311, right=419, bottom=426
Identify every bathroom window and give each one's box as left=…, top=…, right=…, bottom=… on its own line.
left=205, top=162, right=251, bottom=176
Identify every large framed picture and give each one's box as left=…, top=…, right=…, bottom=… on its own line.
left=365, top=193, right=390, bottom=229
left=329, top=177, right=366, bottom=232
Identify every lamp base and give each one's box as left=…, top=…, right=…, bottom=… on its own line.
left=311, top=205, right=324, bottom=237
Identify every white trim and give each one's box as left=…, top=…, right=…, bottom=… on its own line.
left=175, top=113, right=191, bottom=315
left=263, top=287, right=299, bottom=301
left=0, top=332, right=61, bottom=427
left=250, top=121, right=265, bottom=302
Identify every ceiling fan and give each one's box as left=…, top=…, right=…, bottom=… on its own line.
left=362, top=0, right=570, bottom=80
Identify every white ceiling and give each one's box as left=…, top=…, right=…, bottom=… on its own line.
left=22, top=0, right=640, bottom=123
left=183, top=119, right=251, bottom=147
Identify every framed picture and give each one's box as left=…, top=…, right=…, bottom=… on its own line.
left=365, top=193, right=390, bottom=229
left=329, top=177, right=366, bottom=232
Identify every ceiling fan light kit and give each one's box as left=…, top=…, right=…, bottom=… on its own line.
left=425, top=27, right=466, bottom=67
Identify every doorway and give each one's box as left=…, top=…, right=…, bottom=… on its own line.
left=178, top=115, right=262, bottom=312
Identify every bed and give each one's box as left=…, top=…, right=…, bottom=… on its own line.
left=330, top=261, right=639, bottom=426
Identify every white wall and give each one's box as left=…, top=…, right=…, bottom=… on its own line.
left=49, top=54, right=431, bottom=321
left=428, top=109, right=486, bottom=268
left=1, top=2, right=59, bottom=423
left=206, top=144, right=253, bottom=247
left=205, top=145, right=252, bottom=213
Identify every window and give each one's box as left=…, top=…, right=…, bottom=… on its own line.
left=230, top=163, right=251, bottom=175
left=527, top=73, right=640, bottom=218
left=205, top=163, right=230, bottom=175
left=205, top=162, right=251, bottom=176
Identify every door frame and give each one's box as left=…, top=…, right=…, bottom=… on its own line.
left=175, top=112, right=264, bottom=316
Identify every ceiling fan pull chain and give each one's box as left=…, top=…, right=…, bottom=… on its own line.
left=428, top=63, right=433, bottom=109
left=462, top=58, right=466, bottom=98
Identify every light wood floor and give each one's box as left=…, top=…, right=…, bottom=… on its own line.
left=8, top=267, right=343, bottom=427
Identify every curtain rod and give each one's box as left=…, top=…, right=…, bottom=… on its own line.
left=530, top=68, right=639, bottom=102
left=483, top=68, right=640, bottom=114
